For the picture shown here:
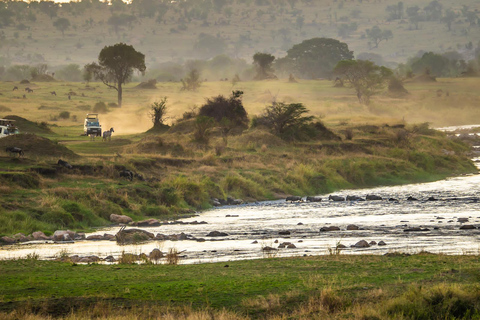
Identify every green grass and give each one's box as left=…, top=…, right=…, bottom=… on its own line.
left=0, top=254, right=479, bottom=319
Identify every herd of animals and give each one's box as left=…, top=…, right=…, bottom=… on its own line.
left=285, top=194, right=447, bottom=203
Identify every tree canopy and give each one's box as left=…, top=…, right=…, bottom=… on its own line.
left=280, top=38, right=354, bottom=79
left=85, top=43, right=145, bottom=108
left=253, top=52, right=276, bottom=80
left=334, top=60, right=393, bottom=105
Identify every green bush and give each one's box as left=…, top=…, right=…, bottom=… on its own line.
left=58, top=111, right=70, bottom=119
left=159, top=186, right=180, bottom=207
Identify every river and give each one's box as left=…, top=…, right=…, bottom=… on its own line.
left=1, top=159, right=480, bottom=264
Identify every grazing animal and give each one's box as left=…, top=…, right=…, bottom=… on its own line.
left=25, top=87, right=33, bottom=93
left=12, top=86, right=18, bottom=91
left=57, top=159, right=73, bottom=169
left=102, top=127, right=114, bottom=141
left=328, top=195, right=345, bottom=201
left=6, top=146, right=24, bottom=157
left=346, top=195, right=364, bottom=201
left=306, top=196, right=322, bottom=202
left=22, top=94, right=26, bottom=99
left=286, top=196, right=302, bottom=202
left=50, top=91, right=56, bottom=96
left=366, top=194, right=383, bottom=200
left=119, top=169, right=134, bottom=181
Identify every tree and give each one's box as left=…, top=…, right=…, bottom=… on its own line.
left=56, top=64, right=82, bottom=82
left=334, top=60, right=393, bottom=105
left=149, top=97, right=169, bottom=130
left=442, top=9, right=457, bottom=31
left=282, top=38, right=354, bottom=79
left=85, top=43, right=146, bottom=108
left=386, top=2, right=404, bottom=21
left=337, top=23, right=358, bottom=39
left=253, top=52, right=276, bottom=80
left=181, top=69, right=202, bottom=91
left=256, top=102, right=315, bottom=141
left=108, top=14, right=136, bottom=36
left=366, top=26, right=393, bottom=49
left=406, top=6, right=421, bottom=30
left=424, top=0, right=442, bottom=21
left=53, top=18, right=70, bottom=37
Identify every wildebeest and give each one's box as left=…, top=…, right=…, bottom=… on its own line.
left=50, top=91, right=56, bottom=96
left=25, top=87, right=33, bottom=93
left=346, top=195, right=364, bottom=201
left=286, top=196, right=302, bottom=202
left=328, top=195, right=345, bottom=201
left=6, top=147, right=24, bottom=157
left=12, top=86, right=18, bottom=91
left=57, top=159, right=72, bottom=169
left=366, top=194, right=382, bottom=200
left=103, top=127, right=114, bottom=141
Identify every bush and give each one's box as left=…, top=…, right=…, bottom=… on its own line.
left=159, top=186, right=180, bottom=207
left=58, top=111, right=70, bottom=119
left=93, top=102, right=108, bottom=113
left=198, top=90, right=248, bottom=127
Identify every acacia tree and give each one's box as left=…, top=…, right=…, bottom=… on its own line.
left=53, top=18, right=70, bottom=37
left=366, top=26, right=393, bottom=49
left=334, top=60, right=393, bottom=105
left=253, top=52, right=276, bottom=80
left=85, top=43, right=145, bottom=108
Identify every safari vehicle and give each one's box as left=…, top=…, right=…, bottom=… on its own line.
left=0, top=119, right=19, bottom=138
left=83, top=113, right=102, bottom=136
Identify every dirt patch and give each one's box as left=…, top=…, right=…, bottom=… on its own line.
left=0, top=134, right=78, bottom=159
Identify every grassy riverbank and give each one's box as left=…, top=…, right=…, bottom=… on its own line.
left=1, top=254, right=480, bottom=319
left=0, top=78, right=478, bottom=238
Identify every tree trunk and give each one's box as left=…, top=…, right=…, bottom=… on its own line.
left=117, top=82, right=122, bottom=108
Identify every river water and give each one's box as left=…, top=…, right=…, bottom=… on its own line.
left=1, top=160, right=480, bottom=264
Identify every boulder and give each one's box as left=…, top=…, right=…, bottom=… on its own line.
left=136, top=219, right=161, bottom=227
left=110, top=214, right=133, bottom=224
left=286, top=243, right=296, bottom=249
left=149, top=248, right=164, bottom=261
left=104, top=255, right=116, bottom=263
left=459, top=225, right=476, bottom=230
left=320, top=226, right=340, bottom=232
left=0, top=236, right=16, bottom=244
left=75, top=233, right=85, bottom=240
left=346, top=224, right=359, bottom=230
left=115, top=228, right=154, bottom=244
left=403, top=227, right=429, bottom=232
left=53, top=230, right=76, bottom=241
left=369, top=241, right=377, bottom=245
left=279, top=230, right=291, bottom=235
left=457, top=218, right=469, bottom=223
left=328, top=195, right=345, bottom=201
left=32, top=231, right=50, bottom=240
left=353, top=240, right=370, bottom=248
left=206, top=231, right=228, bottom=237
left=78, top=255, right=100, bottom=263
left=13, top=233, right=30, bottom=242
left=86, top=234, right=105, bottom=241
left=406, top=196, right=418, bottom=201
left=366, top=194, right=382, bottom=201
left=346, top=195, right=364, bottom=201
left=378, top=241, right=387, bottom=246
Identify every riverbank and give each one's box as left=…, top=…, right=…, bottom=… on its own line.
left=0, top=120, right=477, bottom=240
left=1, top=254, right=480, bottom=319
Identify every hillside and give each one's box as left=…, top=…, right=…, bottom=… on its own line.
left=0, top=0, right=479, bottom=77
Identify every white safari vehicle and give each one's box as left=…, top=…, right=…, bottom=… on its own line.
left=83, top=113, right=102, bottom=137
left=0, top=119, right=19, bottom=138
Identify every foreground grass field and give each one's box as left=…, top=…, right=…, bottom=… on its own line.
left=0, top=254, right=480, bottom=319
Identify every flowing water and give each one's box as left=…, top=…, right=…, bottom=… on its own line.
left=2, top=160, right=480, bottom=264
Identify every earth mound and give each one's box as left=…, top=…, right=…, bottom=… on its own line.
left=31, top=74, right=56, bottom=82
left=3, top=115, right=53, bottom=134
left=0, top=134, right=78, bottom=158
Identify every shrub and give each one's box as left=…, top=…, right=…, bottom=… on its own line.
left=198, top=90, right=248, bottom=127
left=93, top=102, right=108, bottom=113
left=58, top=111, right=70, bottom=119
left=159, top=186, right=180, bottom=207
